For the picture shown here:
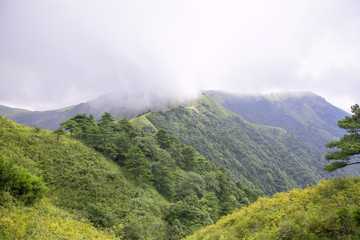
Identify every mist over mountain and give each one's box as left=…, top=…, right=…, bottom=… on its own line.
left=0, top=91, right=196, bottom=130
left=1, top=1, right=360, bottom=239
left=1, top=1, right=360, bottom=111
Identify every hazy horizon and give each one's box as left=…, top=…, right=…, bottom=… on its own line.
left=1, top=0, right=359, bottom=112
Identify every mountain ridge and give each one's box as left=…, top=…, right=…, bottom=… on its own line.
left=132, top=94, right=349, bottom=195
left=205, top=90, right=349, bottom=149
left=0, top=92, right=190, bottom=129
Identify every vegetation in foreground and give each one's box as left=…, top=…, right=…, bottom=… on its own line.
left=185, top=177, right=360, bottom=240
left=0, top=194, right=119, bottom=240
left=0, top=114, right=260, bottom=239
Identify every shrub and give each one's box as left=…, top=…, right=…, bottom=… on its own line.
left=0, top=156, right=48, bottom=204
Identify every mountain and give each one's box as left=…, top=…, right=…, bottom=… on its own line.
left=185, top=177, right=360, bottom=240
left=0, top=92, right=185, bottom=130
left=132, top=94, right=350, bottom=195
left=0, top=114, right=261, bottom=239
left=205, top=91, right=349, bottom=149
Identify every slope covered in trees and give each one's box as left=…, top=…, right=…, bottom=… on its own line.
left=185, top=177, right=360, bottom=240
left=133, top=94, right=341, bottom=195
left=205, top=90, right=348, bottom=149
left=0, top=116, right=169, bottom=239
left=0, top=115, right=260, bottom=239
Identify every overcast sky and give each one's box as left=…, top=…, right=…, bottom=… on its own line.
left=0, top=0, right=359, bottom=112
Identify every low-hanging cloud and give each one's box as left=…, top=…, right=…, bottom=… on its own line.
left=0, top=0, right=359, bottom=111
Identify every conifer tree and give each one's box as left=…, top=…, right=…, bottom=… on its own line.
left=181, top=147, right=198, bottom=171
left=325, top=104, right=360, bottom=171
left=98, top=112, right=114, bottom=127
left=124, top=146, right=152, bottom=182
left=60, top=119, right=79, bottom=139
left=152, top=158, right=175, bottom=200
left=156, top=129, right=172, bottom=149
left=53, top=127, right=64, bottom=146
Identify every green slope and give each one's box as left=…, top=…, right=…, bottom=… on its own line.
left=0, top=197, right=119, bottom=240
left=133, top=94, right=337, bottom=195
left=0, top=116, right=169, bottom=239
left=205, top=91, right=349, bottom=149
left=185, top=177, right=360, bottom=240
left=0, top=114, right=262, bottom=239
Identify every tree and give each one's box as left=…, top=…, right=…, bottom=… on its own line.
left=116, top=118, right=140, bottom=139
left=53, top=127, right=65, bottom=147
left=216, top=167, right=236, bottom=215
left=85, top=112, right=118, bottom=159
left=180, top=146, right=198, bottom=171
left=156, top=129, right=173, bottom=149
left=69, top=114, right=95, bottom=135
left=152, top=157, right=175, bottom=200
left=98, top=112, right=114, bottom=127
left=84, top=124, right=118, bottom=159
left=324, top=104, right=360, bottom=172
left=124, top=146, right=152, bottom=182
left=60, top=119, right=79, bottom=139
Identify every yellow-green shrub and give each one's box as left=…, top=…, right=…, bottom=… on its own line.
left=186, top=177, right=360, bottom=240
left=0, top=195, right=120, bottom=240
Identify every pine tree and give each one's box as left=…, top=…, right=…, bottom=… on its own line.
left=124, top=146, right=152, bottom=182
left=53, top=127, right=64, bottom=147
left=156, top=129, right=172, bottom=149
left=325, top=104, right=360, bottom=171
left=152, top=158, right=175, bottom=200
left=60, top=119, right=79, bottom=139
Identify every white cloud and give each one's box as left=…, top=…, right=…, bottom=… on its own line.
left=0, top=0, right=359, bottom=111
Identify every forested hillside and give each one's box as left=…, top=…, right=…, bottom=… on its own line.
left=133, top=94, right=341, bottom=195
left=0, top=115, right=260, bottom=239
left=186, top=177, right=360, bottom=240
left=206, top=91, right=348, bottom=149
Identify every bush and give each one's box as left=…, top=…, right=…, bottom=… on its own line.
left=0, top=156, right=48, bottom=204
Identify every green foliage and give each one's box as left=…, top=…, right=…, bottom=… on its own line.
left=215, top=167, right=236, bottom=216
left=136, top=95, right=331, bottom=195
left=166, top=194, right=213, bottom=239
left=124, top=146, right=152, bottom=182
left=0, top=111, right=262, bottom=239
left=325, top=104, right=360, bottom=171
left=0, top=195, right=121, bottom=240
left=60, top=119, right=79, bottom=138
left=156, top=128, right=174, bottom=149
left=57, top=113, right=261, bottom=238
left=0, top=156, right=47, bottom=205
left=53, top=127, right=64, bottom=137
left=0, top=116, right=168, bottom=239
left=151, top=157, right=176, bottom=200
left=206, top=90, right=348, bottom=150
left=181, top=146, right=198, bottom=171
left=186, top=177, right=360, bottom=240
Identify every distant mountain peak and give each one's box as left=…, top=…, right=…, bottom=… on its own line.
left=264, top=91, right=321, bottom=101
